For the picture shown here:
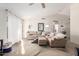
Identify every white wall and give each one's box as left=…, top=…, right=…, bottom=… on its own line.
left=49, top=14, right=70, bottom=39
left=24, top=14, right=70, bottom=38
left=23, top=17, right=53, bottom=38
left=70, top=4, right=79, bottom=45
left=0, top=9, right=7, bottom=44
left=8, top=12, right=22, bottom=44
left=0, top=9, right=22, bottom=45
left=27, top=18, right=52, bottom=32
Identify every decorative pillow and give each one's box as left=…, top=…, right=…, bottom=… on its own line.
left=32, top=39, right=38, bottom=43
left=49, top=32, right=54, bottom=37
left=54, top=33, right=66, bottom=39
left=42, top=32, right=46, bottom=36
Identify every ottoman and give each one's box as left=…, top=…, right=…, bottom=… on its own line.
left=38, top=36, right=47, bottom=46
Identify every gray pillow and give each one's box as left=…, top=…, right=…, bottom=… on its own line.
left=32, top=39, right=38, bottom=43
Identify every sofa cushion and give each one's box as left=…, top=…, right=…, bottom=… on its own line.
left=49, top=33, right=54, bottom=37
left=54, top=33, right=66, bottom=39
left=27, top=31, right=38, bottom=40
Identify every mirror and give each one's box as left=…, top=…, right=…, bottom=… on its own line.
left=38, top=23, right=44, bottom=31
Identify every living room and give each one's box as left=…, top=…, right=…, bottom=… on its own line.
left=0, top=3, right=79, bottom=56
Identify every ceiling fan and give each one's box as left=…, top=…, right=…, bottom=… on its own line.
left=28, top=3, right=46, bottom=8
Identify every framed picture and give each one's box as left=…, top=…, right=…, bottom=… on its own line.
left=38, top=23, right=44, bottom=31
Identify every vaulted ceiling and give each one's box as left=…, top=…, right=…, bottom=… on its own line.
left=0, top=3, right=70, bottom=19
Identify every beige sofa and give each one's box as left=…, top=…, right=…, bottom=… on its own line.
left=49, top=38, right=67, bottom=48
left=38, top=36, right=48, bottom=46
left=38, top=35, right=67, bottom=47
left=26, top=31, right=39, bottom=40
left=47, top=33, right=67, bottom=48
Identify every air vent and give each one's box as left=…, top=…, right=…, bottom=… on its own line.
left=28, top=3, right=34, bottom=6
left=42, top=18, right=46, bottom=20
left=41, top=3, right=45, bottom=8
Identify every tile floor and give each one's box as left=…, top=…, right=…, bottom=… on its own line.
left=3, top=39, right=77, bottom=56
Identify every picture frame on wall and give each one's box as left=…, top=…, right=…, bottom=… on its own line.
left=38, top=23, right=44, bottom=31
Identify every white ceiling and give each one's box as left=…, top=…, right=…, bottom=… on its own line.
left=0, top=3, right=70, bottom=19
